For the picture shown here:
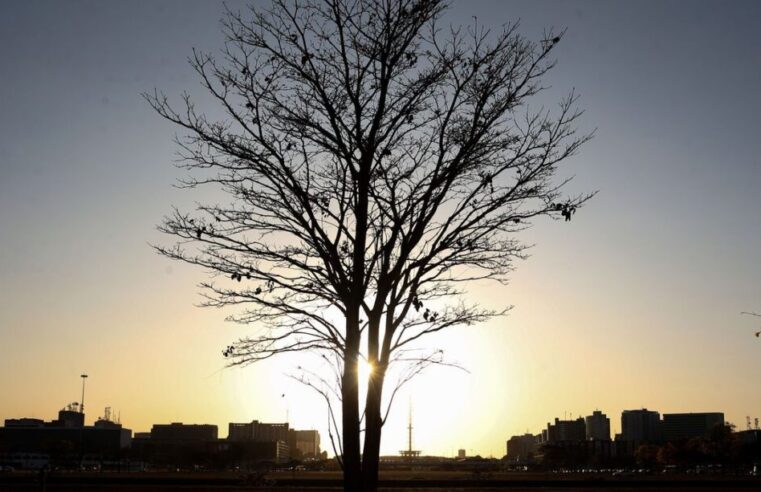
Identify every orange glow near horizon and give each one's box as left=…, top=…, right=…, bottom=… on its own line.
left=1, top=0, right=761, bottom=462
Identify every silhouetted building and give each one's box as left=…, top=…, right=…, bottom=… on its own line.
left=228, top=422, right=254, bottom=442
left=458, top=449, right=466, bottom=458
left=256, top=422, right=289, bottom=442
left=661, top=412, right=724, bottom=442
left=506, top=434, right=539, bottom=463
left=227, top=420, right=288, bottom=443
left=0, top=407, right=131, bottom=465
left=545, top=418, right=586, bottom=443
left=538, top=439, right=614, bottom=468
left=151, top=423, right=218, bottom=442
left=620, top=409, right=661, bottom=443
left=54, top=409, right=85, bottom=428
left=136, top=423, right=219, bottom=467
left=288, top=429, right=320, bottom=458
left=227, top=440, right=290, bottom=465
left=738, top=429, right=761, bottom=445
left=585, top=410, right=611, bottom=441
left=4, top=419, right=44, bottom=428
left=227, top=420, right=310, bottom=461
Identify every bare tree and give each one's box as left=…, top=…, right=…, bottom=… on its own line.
left=146, top=0, right=592, bottom=489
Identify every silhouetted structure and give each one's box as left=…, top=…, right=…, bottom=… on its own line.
left=0, top=406, right=131, bottom=468
left=585, top=410, right=611, bottom=441
left=506, top=407, right=761, bottom=469
left=151, top=423, right=218, bottom=442
left=506, top=434, right=539, bottom=463
left=620, top=409, right=661, bottom=443
left=4, top=419, right=44, bottom=428
left=545, top=417, right=586, bottom=444
left=228, top=421, right=288, bottom=443
left=661, top=412, right=724, bottom=442
left=226, top=420, right=321, bottom=461
left=399, top=406, right=420, bottom=459
left=289, top=429, right=321, bottom=458
left=55, top=406, right=85, bottom=428
left=226, top=440, right=290, bottom=466
left=738, top=429, right=761, bottom=445
left=536, top=416, right=605, bottom=468
left=132, top=423, right=219, bottom=467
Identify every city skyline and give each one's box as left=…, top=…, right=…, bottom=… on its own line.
left=4, top=379, right=759, bottom=459
left=1, top=0, right=761, bottom=461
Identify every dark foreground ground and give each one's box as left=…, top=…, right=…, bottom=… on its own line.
left=1, top=471, right=760, bottom=491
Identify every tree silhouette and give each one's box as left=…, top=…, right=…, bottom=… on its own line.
left=146, top=1, right=592, bottom=489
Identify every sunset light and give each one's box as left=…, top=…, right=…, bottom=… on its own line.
left=358, top=359, right=375, bottom=382
left=1, top=1, right=760, bottom=490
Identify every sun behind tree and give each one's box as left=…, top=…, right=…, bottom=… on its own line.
left=146, top=1, right=592, bottom=490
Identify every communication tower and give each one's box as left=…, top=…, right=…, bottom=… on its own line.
left=399, top=401, right=421, bottom=459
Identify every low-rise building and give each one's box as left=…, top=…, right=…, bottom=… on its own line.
left=0, top=407, right=131, bottom=467
left=661, top=412, right=724, bottom=442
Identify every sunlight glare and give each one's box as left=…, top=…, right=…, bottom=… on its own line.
left=358, top=358, right=374, bottom=383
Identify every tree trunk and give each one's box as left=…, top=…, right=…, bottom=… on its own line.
left=341, top=317, right=362, bottom=492
left=361, top=365, right=386, bottom=492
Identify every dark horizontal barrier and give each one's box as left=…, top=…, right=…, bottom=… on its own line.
left=2, top=474, right=761, bottom=489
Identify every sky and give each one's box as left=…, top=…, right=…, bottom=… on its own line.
left=1, top=0, right=760, bottom=458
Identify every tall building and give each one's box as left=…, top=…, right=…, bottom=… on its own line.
left=545, top=418, right=586, bottom=443
left=506, top=434, right=539, bottom=463
left=585, top=410, right=611, bottom=441
left=620, top=409, right=661, bottom=443
left=661, top=413, right=724, bottom=442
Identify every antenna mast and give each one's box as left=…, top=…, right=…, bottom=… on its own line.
left=399, top=399, right=421, bottom=459
left=408, top=403, right=413, bottom=455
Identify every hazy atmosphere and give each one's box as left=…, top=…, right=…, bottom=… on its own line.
left=1, top=0, right=760, bottom=461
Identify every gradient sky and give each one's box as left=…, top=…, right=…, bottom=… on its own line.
left=1, top=0, right=760, bottom=458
